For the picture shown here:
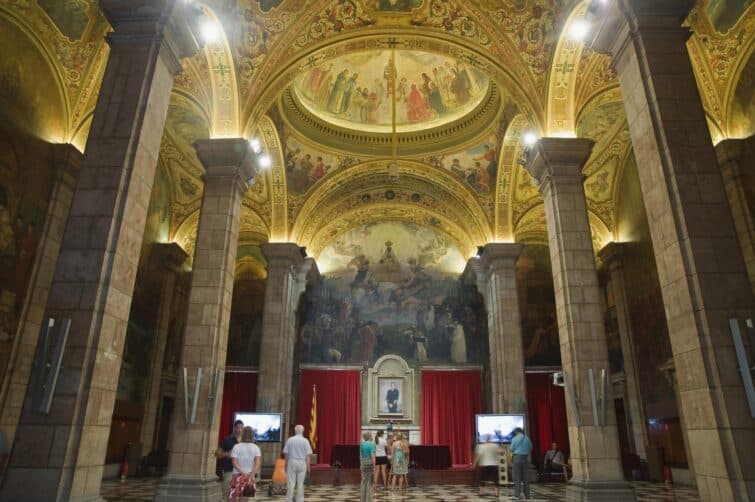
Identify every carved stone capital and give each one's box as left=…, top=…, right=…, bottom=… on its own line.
left=715, top=138, right=746, bottom=172
left=50, top=143, right=83, bottom=191
left=598, top=242, right=628, bottom=272
left=151, top=242, right=189, bottom=272
left=524, top=138, right=594, bottom=190
left=194, top=138, right=258, bottom=193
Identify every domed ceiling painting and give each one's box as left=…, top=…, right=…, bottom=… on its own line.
left=293, top=50, right=490, bottom=133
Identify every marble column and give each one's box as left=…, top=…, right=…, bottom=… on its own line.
left=139, top=243, right=188, bottom=458
left=592, top=2, right=755, bottom=500
left=0, top=145, right=81, bottom=471
left=716, top=138, right=755, bottom=298
left=156, top=139, right=257, bottom=501
left=256, top=243, right=318, bottom=462
left=463, top=243, right=527, bottom=414
left=0, top=2, right=199, bottom=499
left=525, top=138, right=634, bottom=501
left=598, top=243, right=648, bottom=459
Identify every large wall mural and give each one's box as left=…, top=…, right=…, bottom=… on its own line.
left=293, top=50, right=489, bottom=133
left=284, top=134, right=360, bottom=194
left=297, top=221, right=487, bottom=366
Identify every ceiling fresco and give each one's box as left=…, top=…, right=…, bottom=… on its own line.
left=292, top=50, right=490, bottom=133
left=0, top=0, right=753, bottom=264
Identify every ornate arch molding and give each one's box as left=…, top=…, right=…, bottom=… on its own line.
left=513, top=202, right=611, bottom=253
left=292, top=159, right=491, bottom=246
left=241, top=30, right=544, bottom=137
left=199, top=4, right=240, bottom=137
left=255, top=114, right=288, bottom=241
left=495, top=113, right=530, bottom=241
left=546, top=0, right=589, bottom=136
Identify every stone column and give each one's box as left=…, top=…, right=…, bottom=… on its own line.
left=592, top=2, right=755, bottom=500
left=0, top=2, right=199, bottom=499
left=658, top=358, right=694, bottom=476
left=139, top=242, right=188, bottom=458
left=156, top=139, right=257, bottom=501
left=256, top=243, right=318, bottom=461
left=598, top=243, right=648, bottom=459
left=0, top=145, right=81, bottom=470
left=716, top=138, right=755, bottom=297
left=525, top=138, right=634, bottom=501
left=463, top=243, right=527, bottom=414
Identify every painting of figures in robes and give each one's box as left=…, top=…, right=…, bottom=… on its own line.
left=293, top=50, right=490, bottom=134
left=297, top=222, right=488, bottom=366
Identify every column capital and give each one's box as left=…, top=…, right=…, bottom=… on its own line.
left=462, top=243, right=523, bottom=289
left=50, top=143, right=82, bottom=190
left=151, top=242, right=189, bottom=272
left=101, top=0, right=202, bottom=75
left=195, top=138, right=258, bottom=191
left=524, top=137, right=594, bottom=187
left=598, top=241, right=628, bottom=272
left=589, top=0, right=693, bottom=56
left=261, top=242, right=307, bottom=269
left=715, top=138, right=746, bottom=168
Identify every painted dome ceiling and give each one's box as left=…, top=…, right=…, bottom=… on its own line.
left=292, top=50, right=491, bottom=134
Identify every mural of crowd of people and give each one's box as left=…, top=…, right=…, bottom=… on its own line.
left=423, top=134, right=499, bottom=194
left=284, top=135, right=360, bottom=194
left=294, top=50, right=489, bottom=132
left=297, top=222, right=488, bottom=366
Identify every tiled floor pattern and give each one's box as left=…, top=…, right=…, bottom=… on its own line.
left=102, top=478, right=699, bottom=501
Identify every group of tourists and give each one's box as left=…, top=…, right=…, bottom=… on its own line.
left=359, top=430, right=410, bottom=502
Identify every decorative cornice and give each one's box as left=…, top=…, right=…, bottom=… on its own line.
left=524, top=137, right=595, bottom=187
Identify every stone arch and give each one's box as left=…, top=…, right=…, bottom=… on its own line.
left=495, top=113, right=531, bottom=241
left=545, top=0, right=589, bottom=136
left=254, top=115, right=288, bottom=242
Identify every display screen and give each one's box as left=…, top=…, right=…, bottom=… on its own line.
left=233, top=412, right=282, bottom=443
left=475, top=414, right=525, bottom=444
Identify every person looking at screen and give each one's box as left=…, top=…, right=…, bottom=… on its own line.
left=216, top=419, right=244, bottom=495
left=473, top=434, right=501, bottom=497
left=229, top=426, right=261, bottom=500
left=283, top=424, right=313, bottom=502
left=510, top=427, right=533, bottom=500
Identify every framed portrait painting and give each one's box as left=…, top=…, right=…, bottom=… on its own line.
left=378, top=377, right=404, bottom=416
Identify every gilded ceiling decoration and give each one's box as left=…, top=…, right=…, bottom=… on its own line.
left=1, top=0, right=754, bottom=263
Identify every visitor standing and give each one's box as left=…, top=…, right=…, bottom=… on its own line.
left=283, top=424, right=313, bottom=502
left=373, top=430, right=389, bottom=490
left=390, top=432, right=409, bottom=491
left=473, top=434, right=502, bottom=497
left=510, top=427, right=533, bottom=500
left=216, top=420, right=244, bottom=496
left=360, top=431, right=376, bottom=502
left=228, top=426, right=261, bottom=501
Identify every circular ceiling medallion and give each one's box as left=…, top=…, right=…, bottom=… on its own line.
left=292, top=50, right=491, bottom=134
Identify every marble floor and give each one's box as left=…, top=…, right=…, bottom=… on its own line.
left=102, top=478, right=699, bottom=501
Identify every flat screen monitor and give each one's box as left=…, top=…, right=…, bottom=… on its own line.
left=233, top=412, right=282, bottom=443
left=475, top=414, right=525, bottom=444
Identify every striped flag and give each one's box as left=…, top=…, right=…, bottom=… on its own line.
left=309, top=384, right=317, bottom=453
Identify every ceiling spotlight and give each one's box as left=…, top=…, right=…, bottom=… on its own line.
left=259, top=154, right=272, bottom=169
left=200, top=20, right=221, bottom=43
left=249, top=137, right=262, bottom=154
left=523, top=132, right=538, bottom=146
left=569, top=19, right=590, bottom=41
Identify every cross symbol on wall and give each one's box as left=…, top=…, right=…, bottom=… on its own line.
left=465, top=54, right=481, bottom=67
left=386, top=37, right=399, bottom=48
left=306, top=55, right=318, bottom=68
left=272, top=178, right=283, bottom=190
left=555, top=63, right=574, bottom=76
left=214, top=63, right=230, bottom=78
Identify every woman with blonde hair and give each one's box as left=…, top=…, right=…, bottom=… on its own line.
left=389, top=432, right=409, bottom=491
left=228, top=426, right=261, bottom=501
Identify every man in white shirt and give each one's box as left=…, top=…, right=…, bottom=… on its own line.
left=543, top=441, right=570, bottom=477
left=473, top=435, right=501, bottom=497
left=283, top=424, right=313, bottom=502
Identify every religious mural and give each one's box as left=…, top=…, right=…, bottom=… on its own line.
left=293, top=50, right=489, bottom=133
left=423, top=134, right=499, bottom=194
left=38, top=0, right=90, bottom=41
left=705, top=0, right=753, bottom=33
left=284, top=135, right=360, bottom=194
left=518, top=246, right=561, bottom=368
left=375, top=0, right=423, bottom=11
left=297, top=222, right=487, bottom=366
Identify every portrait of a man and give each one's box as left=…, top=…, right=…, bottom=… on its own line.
left=379, top=378, right=403, bottom=414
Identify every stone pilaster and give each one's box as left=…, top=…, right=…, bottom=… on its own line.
left=156, top=139, right=257, bottom=501
left=139, top=243, right=188, bottom=458
left=256, top=243, right=319, bottom=462
left=0, top=145, right=81, bottom=476
left=463, top=243, right=526, bottom=414
left=592, top=2, right=755, bottom=500
left=658, top=359, right=695, bottom=476
left=715, top=138, right=755, bottom=298
left=0, top=2, right=199, bottom=499
left=598, top=243, right=648, bottom=459
left=525, top=138, right=634, bottom=501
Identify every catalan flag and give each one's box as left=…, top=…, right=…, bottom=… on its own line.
left=309, top=384, right=317, bottom=453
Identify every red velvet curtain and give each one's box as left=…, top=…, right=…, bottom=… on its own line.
left=526, top=372, right=569, bottom=467
left=297, top=369, right=361, bottom=466
left=218, top=371, right=258, bottom=440
left=421, top=370, right=482, bottom=465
